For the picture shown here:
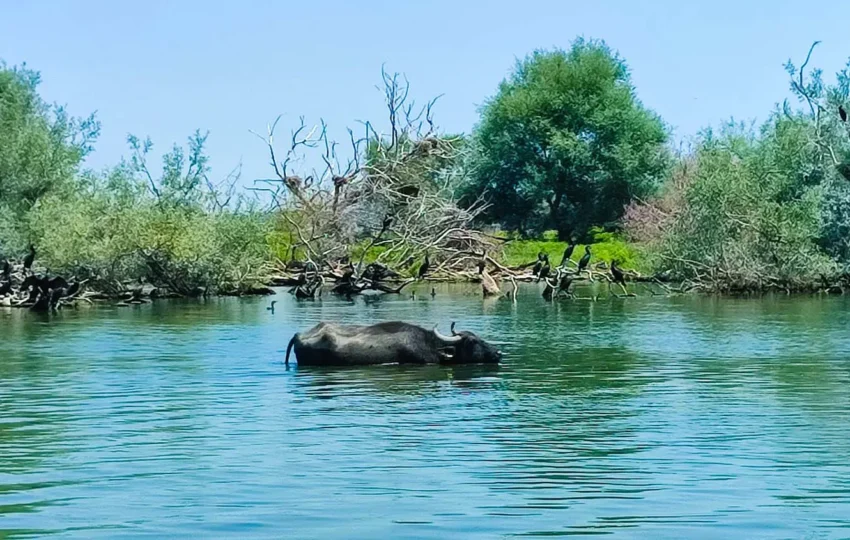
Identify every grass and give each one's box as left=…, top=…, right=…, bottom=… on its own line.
left=499, top=230, right=648, bottom=272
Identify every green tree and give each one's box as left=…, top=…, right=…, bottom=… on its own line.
left=0, top=61, right=99, bottom=255
left=0, top=63, right=99, bottom=215
left=466, top=39, right=669, bottom=240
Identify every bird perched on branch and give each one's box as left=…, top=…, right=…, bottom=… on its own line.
left=382, top=214, right=393, bottom=231
left=532, top=252, right=545, bottom=277
left=477, top=258, right=486, bottom=274
left=341, top=262, right=355, bottom=283
left=537, top=254, right=551, bottom=282
left=65, top=281, right=81, bottom=298
left=23, top=245, right=36, bottom=272
left=578, top=245, right=592, bottom=275
left=1, top=259, right=10, bottom=280
left=560, top=241, right=577, bottom=268
left=840, top=105, right=847, bottom=123
left=418, top=253, right=430, bottom=280
left=610, top=260, right=628, bottom=295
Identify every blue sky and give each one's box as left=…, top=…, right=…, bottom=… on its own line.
left=3, top=0, right=850, bottom=187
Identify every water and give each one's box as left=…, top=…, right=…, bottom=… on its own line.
left=2, top=285, right=850, bottom=538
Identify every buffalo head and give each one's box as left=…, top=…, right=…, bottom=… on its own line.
left=433, top=322, right=502, bottom=364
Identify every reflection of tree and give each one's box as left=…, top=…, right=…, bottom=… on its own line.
left=669, top=294, right=850, bottom=415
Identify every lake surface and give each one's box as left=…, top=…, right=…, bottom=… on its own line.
left=2, top=284, right=850, bottom=538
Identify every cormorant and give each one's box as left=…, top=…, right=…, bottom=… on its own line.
left=341, top=262, right=355, bottom=283
left=418, top=253, right=430, bottom=280
left=0, top=280, right=11, bottom=296
left=48, top=287, right=65, bottom=311
left=431, top=286, right=436, bottom=298
left=532, top=252, right=545, bottom=277
left=560, top=241, right=576, bottom=267
left=267, top=300, right=277, bottom=313
left=537, top=254, right=551, bottom=282
left=841, top=105, right=847, bottom=123
left=23, top=245, right=35, bottom=271
left=1, top=259, right=10, bottom=280
left=610, top=260, right=629, bottom=295
left=578, top=245, right=592, bottom=274
left=477, top=258, right=486, bottom=274
left=558, top=272, right=574, bottom=297
left=65, top=281, right=81, bottom=297
left=382, top=214, right=393, bottom=230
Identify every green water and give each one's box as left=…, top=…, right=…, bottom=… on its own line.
left=2, top=284, right=850, bottom=538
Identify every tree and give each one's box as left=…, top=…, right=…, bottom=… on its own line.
left=466, top=39, right=669, bottom=240
left=0, top=61, right=99, bottom=255
left=0, top=62, right=99, bottom=214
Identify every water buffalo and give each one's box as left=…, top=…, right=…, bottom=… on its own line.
left=285, top=321, right=502, bottom=366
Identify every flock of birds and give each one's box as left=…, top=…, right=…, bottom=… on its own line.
left=268, top=239, right=633, bottom=312
left=522, top=241, right=630, bottom=300
left=0, top=246, right=84, bottom=311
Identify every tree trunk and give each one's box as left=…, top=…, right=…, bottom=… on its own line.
left=548, top=191, right=567, bottom=240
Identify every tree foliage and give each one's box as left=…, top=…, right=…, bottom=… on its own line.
left=466, top=39, right=669, bottom=240
left=0, top=62, right=99, bottom=254
left=625, top=44, right=850, bottom=292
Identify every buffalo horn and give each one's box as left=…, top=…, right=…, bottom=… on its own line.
left=433, top=325, right=462, bottom=343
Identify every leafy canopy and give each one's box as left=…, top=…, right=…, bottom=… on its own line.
left=467, top=39, right=669, bottom=240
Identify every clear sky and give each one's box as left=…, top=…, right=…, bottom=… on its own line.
left=3, top=0, right=850, bottom=186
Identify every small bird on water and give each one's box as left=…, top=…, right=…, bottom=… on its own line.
left=431, top=287, right=436, bottom=298
left=267, top=300, right=277, bottom=313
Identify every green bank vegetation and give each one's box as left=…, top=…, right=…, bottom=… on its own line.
left=3, top=39, right=850, bottom=298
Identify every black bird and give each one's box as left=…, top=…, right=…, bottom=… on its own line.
left=610, top=259, right=628, bottom=295
left=23, top=245, right=36, bottom=271
left=1, top=259, right=10, bottom=280
left=477, top=258, right=486, bottom=274
left=45, top=276, right=68, bottom=292
left=266, top=300, right=277, bottom=312
left=418, top=253, right=430, bottom=280
left=558, top=272, right=574, bottom=297
left=341, top=262, right=355, bottom=283
left=577, top=245, right=592, bottom=274
left=840, top=105, right=847, bottom=123
left=48, top=287, right=65, bottom=311
left=560, top=241, right=577, bottom=267
left=65, top=281, right=81, bottom=298
left=382, top=214, right=393, bottom=230
left=0, top=280, right=11, bottom=296
left=430, top=286, right=436, bottom=298
left=610, top=260, right=626, bottom=286
left=537, top=254, right=551, bottom=282
left=532, top=252, right=545, bottom=277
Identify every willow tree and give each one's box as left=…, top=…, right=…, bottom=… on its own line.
left=467, top=39, right=669, bottom=240
left=0, top=61, right=99, bottom=255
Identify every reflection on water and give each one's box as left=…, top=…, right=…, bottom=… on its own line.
left=2, top=286, right=850, bottom=537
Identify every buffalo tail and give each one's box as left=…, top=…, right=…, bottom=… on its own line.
left=285, top=334, right=296, bottom=365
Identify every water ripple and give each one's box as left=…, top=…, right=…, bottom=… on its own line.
left=2, top=288, right=850, bottom=537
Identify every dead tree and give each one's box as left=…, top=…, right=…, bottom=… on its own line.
left=253, top=68, right=496, bottom=294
